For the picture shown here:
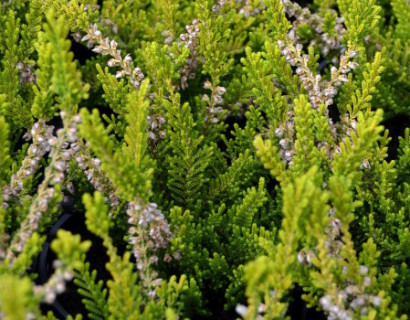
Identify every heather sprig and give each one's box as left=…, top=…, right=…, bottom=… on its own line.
left=0, top=1, right=409, bottom=319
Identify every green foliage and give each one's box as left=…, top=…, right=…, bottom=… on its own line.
left=391, top=0, right=410, bottom=41
left=0, top=273, right=40, bottom=320
left=166, top=95, right=214, bottom=209
left=83, top=192, right=143, bottom=319
left=31, top=20, right=56, bottom=120
left=346, top=53, right=384, bottom=117
left=397, top=128, right=410, bottom=181
left=292, top=95, right=320, bottom=173
left=0, top=117, right=11, bottom=187
left=9, top=232, right=45, bottom=275
left=264, top=0, right=292, bottom=41
left=51, top=229, right=91, bottom=270
left=96, top=63, right=128, bottom=116
left=0, top=1, right=409, bottom=319
left=231, top=177, right=267, bottom=229
left=41, top=11, right=90, bottom=114
left=0, top=10, right=32, bottom=129
left=79, top=81, right=152, bottom=202
left=74, top=263, right=109, bottom=320
left=196, top=0, right=233, bottom=84
left=340, top=0, right=381, bottom=53
left=254, top=136, right=288, bottom=185
left=157, top=274, right=206, bottom=318
left=244, top=167, right=328, bottom=319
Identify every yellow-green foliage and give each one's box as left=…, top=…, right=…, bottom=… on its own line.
left=0, top=0, right=409, bottom=319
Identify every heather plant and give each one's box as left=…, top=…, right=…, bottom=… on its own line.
left=0, top=0, right=409, bottom=319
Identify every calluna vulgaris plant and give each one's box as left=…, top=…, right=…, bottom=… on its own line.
left=0, top=0, right=409, bottom=319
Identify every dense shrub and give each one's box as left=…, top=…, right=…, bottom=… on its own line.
left=0, top=0, right=409, bottom=319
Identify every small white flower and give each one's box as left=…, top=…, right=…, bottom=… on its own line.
left=359, top=265, right=369, bottom=275
left=55, top=161, right=66, bottom=172
left=235, top=304, right=248, bottom=317
left=216, top=86, right=226, bottom=95
left=93, top=158, right=101, bottom=166
left=360, top=159, right=371, bottom=170
left=53, top=260, right=63, bottom=268
left=44, top=291, right=56, bottom=304
left=55, top=281, right=66, bottom=294
left=115, top=70, right=125, bottom=79
left=107, top=58, right=117, bottom=67
left=48, top=137, right=58, bottom=146
left=74, top=114, right=82, bottom=123
left=279, top=139, right=291, bottom=150
left=275, top=127, right=284, bottom=138
left=26, top=312, right=35, bottom=320
left=360, top=307, right=368, bottom=315
left=149, top=132, right=156, bottom=140
left=297, top=251, right=305, bottom=264
left=349, top=50, right=358, bottom=59
left=347, top=61, right=359, bottom=70
left=81, top=34, right=90, bottom=42
left=147, top=290, right=157, bottom=298
left=370, top=296, right=382, bottom=307
left=124, top=54, right=132, bottom=63
left=63, top=270, right=74, bottom=281
left=338, top=74, right=348, bottom=83
left=320, top=295, right=331, bottom=309
left=94, top=30, right=102, bottom=38
left=93, top=46, right=103, bottom=53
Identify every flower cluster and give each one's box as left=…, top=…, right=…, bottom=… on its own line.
left=280, top=0, right=346, bottom=56
left=297, top=249, right=315, bottom=267
left=16, top=62, right=36, bottom=84
left=236, top=302, right=266, bottom=319
left=99, top=18, right=119, bottom=35
left=275, top=115, right=295, bottom=167
left=274, top=37, right=360, bottom=166
left=318, top=206, right=383, bottom=319
left=146, top=114, right=166, bottom=141
left=2, top=121, right=54, bottom=208
left=237, top=0, right=266, bottom=17
left=320, top=275, right=382, bottom=320
left=161, top=30, right=174, bottom=45
left=325, top=207, right=343, bottom=257
left=77, top=24, right=170, bottom=146
left=202, top=81, right=226, bottom=124
left=4, top=113, right=81, bottom=262
left=320, top=294, right=354, bottom=320
left=177, top=19, right=200, bottom=90
left=211, top=0, right=229, bottom=13
left=33, top=260, right=74, bottom=304
left=75, top=140, right=120, bottom=213
left=127, top=201, right=172, bottom=258
left=296, top=210, right=342, bottom=268
left=337, top=112, right=362, bottom=144
left=278, top=40, right=358, bottom=109
left=126, top=200, right=173, bottom=297
left=80, top=24, right=145, bottom=89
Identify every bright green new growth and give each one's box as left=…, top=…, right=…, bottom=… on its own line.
left=0, top=0, right=409, bottom=319
left=80, top=80, right=152, bottom=202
